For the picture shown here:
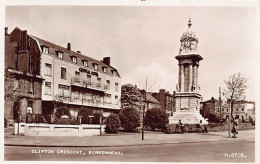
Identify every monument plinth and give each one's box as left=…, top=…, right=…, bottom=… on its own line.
left=169, top=19, right=208, bottom=124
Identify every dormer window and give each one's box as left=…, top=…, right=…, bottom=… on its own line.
left=112, top=70, right=117, bottom=76
left=42, top=46, right=49, bottom=54
left=103, top=67, right=107, bottom=73
left=93, top=63, right=98, bottom=70
left=82, top=60, right=88, bottom=67
left=72, top=56, right=77, bottom=64
left=57, top=51, right=63, bottom=59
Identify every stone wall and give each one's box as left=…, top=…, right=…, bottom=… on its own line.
left=4, top=69, right=42, bottom=123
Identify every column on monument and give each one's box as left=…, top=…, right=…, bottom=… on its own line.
left=189, top=64, right=192, bottom=92
left=181, top=64, right=184, bottom=92
left=194, top=65, right=197, bottom=91
left=196, top=65, right=199, bottom=91
left=178, top=64, right=181, bottom=91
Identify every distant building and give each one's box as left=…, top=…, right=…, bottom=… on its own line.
left=152, top=89, right=175, bottom=116
left=4, top=27, right=43, bottom=123
left=222, top=100, right=255, bottom=122
left=201, top=97, right=255, bottom=122
left=200, top=97, right=223, bottom=119
left=139, top=90, right=161, bottom=112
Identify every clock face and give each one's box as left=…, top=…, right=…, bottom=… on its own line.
left=184, top=39, right=190, bottom=47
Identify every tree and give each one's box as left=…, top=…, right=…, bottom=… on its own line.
left=144, top=108, right=169, bottom=131
left=92, top=112, right=103, bottom=124
left=224, top=72, right=248, bottom=137
left=206, top=113, right=219, bottom=123
left=105, top=113, right=121, bottom=133
left=119, top=107, right=140, bottom=131
left=55, top=106, right=71, bottom=119
left=121, top=84, right=144, bottom=109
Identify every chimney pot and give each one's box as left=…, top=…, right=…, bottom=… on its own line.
left=77, top=51, right=81, bottom=53
left=67, top=43, right=71, bottom=51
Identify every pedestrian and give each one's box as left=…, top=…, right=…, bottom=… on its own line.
left=198, top=120, right=208, bottom=133
left=178, top=119, right=184, bottom=134
left=231, top=118, right=239, bottom=138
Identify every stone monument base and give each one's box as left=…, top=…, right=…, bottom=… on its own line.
left=169, top=112, right=208, bottom=124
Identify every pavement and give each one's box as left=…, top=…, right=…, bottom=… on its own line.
left=4, top=127, right=255, bottom=147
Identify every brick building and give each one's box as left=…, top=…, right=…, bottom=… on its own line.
left=139, top=90, right=161, bottom=112
left=4, top=27, right=43, bottom=124
left=5, top=27, right=121, bottom=122
left=152, top=89, right=175, bottom=116
left=200, top=97, right=222, bottom=119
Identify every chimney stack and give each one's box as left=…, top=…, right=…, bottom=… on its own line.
left=5, top=27, right=8, bottom=35
left=20, top=30, right=28, bottom=51
left=67, top=43, right=71, bottom=51
left=103, top=57, right=110, bottom=66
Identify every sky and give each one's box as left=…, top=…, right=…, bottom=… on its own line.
left=5, top=6, right=257, bottom=101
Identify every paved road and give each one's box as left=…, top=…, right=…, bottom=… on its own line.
left=5, top=140, right=255, bottom=162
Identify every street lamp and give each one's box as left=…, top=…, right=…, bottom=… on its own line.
left=142, top=89, right=147, bottom=140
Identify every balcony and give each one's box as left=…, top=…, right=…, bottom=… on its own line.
left=71, top=77, right=106, bottom=92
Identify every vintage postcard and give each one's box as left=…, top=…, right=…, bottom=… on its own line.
left=1, top=0, right=259, bottom=164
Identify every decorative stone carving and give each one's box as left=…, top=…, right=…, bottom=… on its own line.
left=176, top=83, right=180, bottom=92
left=191, top=83, right=196, bottom=91
left=179, top=19, right=199, bottom=55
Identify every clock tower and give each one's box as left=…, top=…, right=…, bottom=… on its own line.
left=169, top=19, right=208, bottom=124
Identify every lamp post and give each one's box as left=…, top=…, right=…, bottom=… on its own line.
left=142, top=89, right=146, bottom=140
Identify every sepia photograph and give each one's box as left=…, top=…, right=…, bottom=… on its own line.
left=1, top=1, right=259, bottom=163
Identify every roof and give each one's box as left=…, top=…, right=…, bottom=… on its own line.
left=29, top=34, right=120, bottom=78
left=146, top=92, right=160, bottom=104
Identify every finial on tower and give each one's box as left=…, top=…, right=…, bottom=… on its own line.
left=188, top=18, right=192, bottom=28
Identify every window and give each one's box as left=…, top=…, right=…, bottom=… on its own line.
left=27, top=101, right=33, bottom=114
left=87, top=75, right=91, bottom=85
left=45, top=82, right=51, bottom=95
left=42, top=46, right=49, bottom=54
left=237, top=108, right=239, bottom=112
left=93, top=63, right=98, bottom=70
left=227, top=109, right=228, bottom=112
left=57, top=52, right=63, bottom=59
left=85, top=91, right=92, bottom=100
left=28, top=79, right=34, bottom=94
left=45, top=63, right=52, bottom=76
left=97, top=77, right=101, bottom=88
left=104, top=94, right=112, bottom=104
left=74, top=91, right=79, bottom=99
left=112, top=70, right=116, bottom=76
left=83, top=60, right=88, bottom=67
left=115, top=95, right=119, bottom=104
left=106, top=80, right=110, bottom=90
left=72, top=56, right=77, bottom=63
left=74, top=71, right=80, bottom=83
left=242, top=108, right=244, bottom=111
left=58, top=84, right=70, bottom=97
left=115, top=82, right=119, bottom=92
left=103, top=67, right=107, bottom=73
left=61, top=67, right=66, bottom=79
left=75, top=71, right=80, bottom=76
